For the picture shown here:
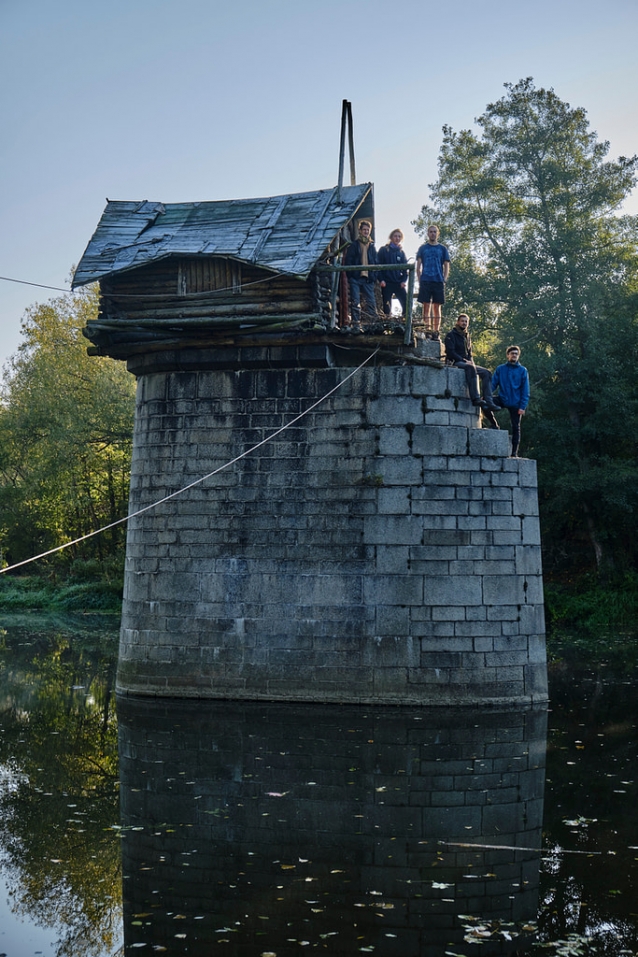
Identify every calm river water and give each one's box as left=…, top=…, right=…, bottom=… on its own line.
left=0, top=614, right=635, bottom=957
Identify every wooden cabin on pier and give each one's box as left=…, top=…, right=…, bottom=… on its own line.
left=73, top=184, right=381, bottom=359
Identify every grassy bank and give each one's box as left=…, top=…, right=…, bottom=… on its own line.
left=544, top=571, right=638, bottom=634
left=0, top=570, right=123, bottom=614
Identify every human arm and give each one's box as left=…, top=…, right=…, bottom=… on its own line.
left=442, top=245, right=450, bottom=282
left=519, top=368, right=530, bottom=413
left=377, top=245, right=387, bottom=286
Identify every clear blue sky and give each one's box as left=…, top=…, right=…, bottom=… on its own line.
left=1, top=0, right=637, bottom=366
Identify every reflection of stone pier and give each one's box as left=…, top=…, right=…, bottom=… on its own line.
left=118, top=698, right=546, bottom=955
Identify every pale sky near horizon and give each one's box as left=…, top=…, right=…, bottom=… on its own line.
left=1, top=0, right=637, bottom=368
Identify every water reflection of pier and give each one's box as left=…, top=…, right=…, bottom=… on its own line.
left=118, top=701, right=547, bottom=955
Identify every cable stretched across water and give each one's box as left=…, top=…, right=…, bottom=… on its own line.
left=0, top=347, right=380, bottom=575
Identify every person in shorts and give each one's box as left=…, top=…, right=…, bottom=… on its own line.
left=416, top=225, right=450, bottom=340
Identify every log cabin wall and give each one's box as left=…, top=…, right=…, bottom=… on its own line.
left=99, top=257, right=327, bottom=324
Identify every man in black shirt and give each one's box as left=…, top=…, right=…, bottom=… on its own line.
left=444, top=314, right=499, bottom=418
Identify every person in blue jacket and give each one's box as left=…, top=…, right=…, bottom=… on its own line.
left=377, top=228, right=408, bottom=317
left=491, top=345, right=531, bottom=458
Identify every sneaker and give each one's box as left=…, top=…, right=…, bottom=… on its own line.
left=483, top=398, right=500, bottom=412
left=472, top=398, right=488, bottom=409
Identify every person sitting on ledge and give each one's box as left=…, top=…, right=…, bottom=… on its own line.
left=491, top=345, right=530, bottom=458
left=444, top=314, right=500, bottom=423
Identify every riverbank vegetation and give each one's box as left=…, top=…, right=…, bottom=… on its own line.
left=0, top=285, right=134, bottom=609
left=1, top=79, right=637, bottom=627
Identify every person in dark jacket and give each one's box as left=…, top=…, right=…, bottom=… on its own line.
left=377, top=228, right=408, bottom=317
left=444, top=314, right=499, bottom=416
left=491, top=345, right=530, bottom=457
left=343, top=220, right=379, bottom=330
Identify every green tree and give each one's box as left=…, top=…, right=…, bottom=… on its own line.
left=414, top=78, right=638, bottom=579
left=0, top=285, right=136, bottom=574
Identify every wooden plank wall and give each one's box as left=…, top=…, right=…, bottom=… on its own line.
left=99, top=258, right=326, bottom=323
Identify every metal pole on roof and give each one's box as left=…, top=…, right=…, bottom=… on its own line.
left=346, top=100, right=356, bottom=186
left=337, top=100, right=348, bottom=204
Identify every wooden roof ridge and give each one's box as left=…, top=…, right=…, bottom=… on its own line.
left=72, top=183, right=372, bottom=288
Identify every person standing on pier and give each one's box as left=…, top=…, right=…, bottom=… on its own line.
left=416, top=224, right=450, bottom=340
left=344, top=220, right=379, bottom=331
left=378, top=228, right=408, bottom=318
left=491, top=345, right=530, bottom=457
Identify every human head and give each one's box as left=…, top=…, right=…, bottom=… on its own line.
left=358, top=220, right=372, bottom=235
left=456, top=313, right=470, bottom=330
left=427, top=225, right=440, bottom=243
left=506, top=345, right=521, bottom=361
left=389, top=228, right=404, bottom=243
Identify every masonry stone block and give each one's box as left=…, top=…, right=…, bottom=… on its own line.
left=412, top=426, right=468, bottom=456
left=483, top=575, right=527, bottom=606
left=378, top=427, right=411, bottom=456
left=425, top=576, right=483, bottom=606
left=513, top=486, right=540, bottom=516
left=522, top=516, right=542, bottom=545
left=469, top=430, right=511, bottom=457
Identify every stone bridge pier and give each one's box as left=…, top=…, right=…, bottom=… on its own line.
left=117, top=343, right=547, bottom=706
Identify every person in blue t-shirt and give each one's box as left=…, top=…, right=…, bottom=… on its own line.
left=491, top=345, right=531, bottom=458
left=415, top=224, right=450, bottom=340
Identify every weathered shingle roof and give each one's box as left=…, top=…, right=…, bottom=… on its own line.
left=72, top=184, right=372, bottom=287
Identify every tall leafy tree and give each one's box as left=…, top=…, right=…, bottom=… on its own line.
left=0, top=285, right=135, bottom=571
left=415, top=78, right=638, bottom=578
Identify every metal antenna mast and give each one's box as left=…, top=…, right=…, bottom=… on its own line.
left=336, top=99, right=356, bottom=203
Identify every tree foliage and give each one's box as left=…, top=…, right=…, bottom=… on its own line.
left=0, top=286, right=136, bottom=573
left=414, top=78, right=638, bottom=578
